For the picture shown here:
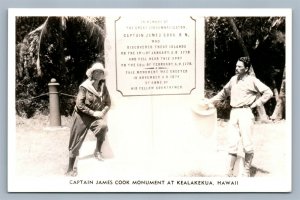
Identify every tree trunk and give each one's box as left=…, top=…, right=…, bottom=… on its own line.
left=228, top=18, right=269, bottom=122
left=270, top=67, right=286, bottom=121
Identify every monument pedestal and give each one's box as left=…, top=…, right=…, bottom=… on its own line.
left=101, top=15, right=222, bottom=176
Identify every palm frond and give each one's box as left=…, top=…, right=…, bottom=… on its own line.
left=71, top=16, right=106, bottom=47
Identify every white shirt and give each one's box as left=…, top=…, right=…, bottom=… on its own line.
left=211, top=74, right=273, bottom=107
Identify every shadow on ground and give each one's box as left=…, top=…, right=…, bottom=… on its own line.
left=250, top=166, right=270, bottom=177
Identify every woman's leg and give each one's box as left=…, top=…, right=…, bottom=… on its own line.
left=65, top=157, right=78, bottom=176
left=66, top=112, right=91, bottom=175
left=90, top=119, right=108, bottom=161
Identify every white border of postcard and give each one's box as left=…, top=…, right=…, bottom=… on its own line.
left=8, top=8, right=292, bottom=192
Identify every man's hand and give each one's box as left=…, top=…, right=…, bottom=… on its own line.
left=200, top=98, right=215, bottom=110
left=207, top=99, right=215, bottom=109
left=250, top=100, right=262, bottom=109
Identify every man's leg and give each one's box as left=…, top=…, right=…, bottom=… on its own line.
left=226, top=153, right=237, bottom=177
left=243, top=151, right=254, bottom=177
left=239, top=108, right=255, bottom=177
left=226, top=109, right=240, bottom=177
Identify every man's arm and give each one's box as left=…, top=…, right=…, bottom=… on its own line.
left=209, top=79, right=232, bottom=104
left=250, top=78, right=273, bottom=108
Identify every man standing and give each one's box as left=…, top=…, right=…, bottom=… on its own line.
left=209, top=57, right=273, bottom=177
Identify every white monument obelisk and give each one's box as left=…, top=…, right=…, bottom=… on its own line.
left=102, top=14, right=219, bottom=176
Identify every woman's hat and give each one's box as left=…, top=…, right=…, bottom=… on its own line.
left=191, top=98, right=216, bottom=116
left=86, top=62, right=107, bottom=78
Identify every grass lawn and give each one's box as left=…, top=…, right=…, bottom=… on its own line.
left=13, top=114, right=289, bottom=178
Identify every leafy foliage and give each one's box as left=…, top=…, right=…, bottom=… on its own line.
left=16, top=16, right=105, bottom=117
left=15, top=16, right=286, bottom=119
left=205, top=17, right=286, bottom=119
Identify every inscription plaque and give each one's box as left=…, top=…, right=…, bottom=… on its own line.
left=115, top=17, right=196, bottom=96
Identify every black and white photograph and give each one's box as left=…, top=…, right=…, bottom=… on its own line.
left=8, top=9, right=292, bottom=192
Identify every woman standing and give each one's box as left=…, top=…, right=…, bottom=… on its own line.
left=65, top=62, right=111, bottom=177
